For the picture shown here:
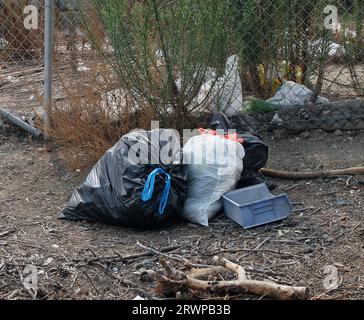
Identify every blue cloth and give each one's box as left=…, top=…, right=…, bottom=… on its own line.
left=142, top=168, right=171, bottom=215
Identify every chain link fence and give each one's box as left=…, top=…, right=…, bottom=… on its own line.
left=0, top=0, right=44, bottom=115
left=1, top=0, right=364, bottom=136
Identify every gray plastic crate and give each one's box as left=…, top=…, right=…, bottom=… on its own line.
left=222, top=183, right=292, bottom=229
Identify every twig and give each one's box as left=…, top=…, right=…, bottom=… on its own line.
left=136, top=241, right=185, bottom=262
left=293, top=207, right=315, bottom=213
left=83, top=272, right=100, bottom=295
left=4, top=290, right=19, bottom=300
left=311, top=207, right=322, bottom=215
left=136, top=241, right=212, bottom=268
left=210, top=248, right=301, bottom=258
left=284, top=183, right=304, bottom=191
left=0, top=230, right=14, bottom=239
left=70, top=272, right=79, bottom=289
left=75, top=245, right=181, bottom=264
left=272, top=236, right=318, bottom=244
left=253, top=237, right=270, bottom=250
left=5, top=239, right=43, bottom=249
left=346, top=176, right=353, bottom=186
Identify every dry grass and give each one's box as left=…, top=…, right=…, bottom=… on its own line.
left=45, top=7, right=160, bottom=170
left=49, top=105, right=154, bottom=171
left=49, top=57, right=154, bottom=170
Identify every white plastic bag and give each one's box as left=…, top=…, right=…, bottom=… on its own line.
left=212, top=54, right=243, bottom=117
left=194, top=55, right=243, bottom=117
left=267, top=81, right=329, bottom=107
left=182, top=134, right=245, bottom=226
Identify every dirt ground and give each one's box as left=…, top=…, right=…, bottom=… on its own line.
left=0, top=121, right=363, bottom=300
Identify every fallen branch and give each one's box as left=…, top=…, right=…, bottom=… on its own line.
left=156, top=256, right=309, bottom=300
left=261, top=167, right=364, bottom=180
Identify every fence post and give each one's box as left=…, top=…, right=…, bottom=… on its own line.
left=44, top=0, right=54, bottom=140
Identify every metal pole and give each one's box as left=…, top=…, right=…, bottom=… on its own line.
left=44, top=0, right=54, bottom=140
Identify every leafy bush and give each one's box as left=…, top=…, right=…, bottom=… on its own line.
left=83, top=0, right=236, bottom=129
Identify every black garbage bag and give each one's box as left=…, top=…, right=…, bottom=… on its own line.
left=238, top=132, right=268, bottom=172
left=60, top=129, right=187, bottom=230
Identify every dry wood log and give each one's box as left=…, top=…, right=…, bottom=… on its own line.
left=261, top=167, right=364, bottom=180
left=156, top=256, right=309, bottom=300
